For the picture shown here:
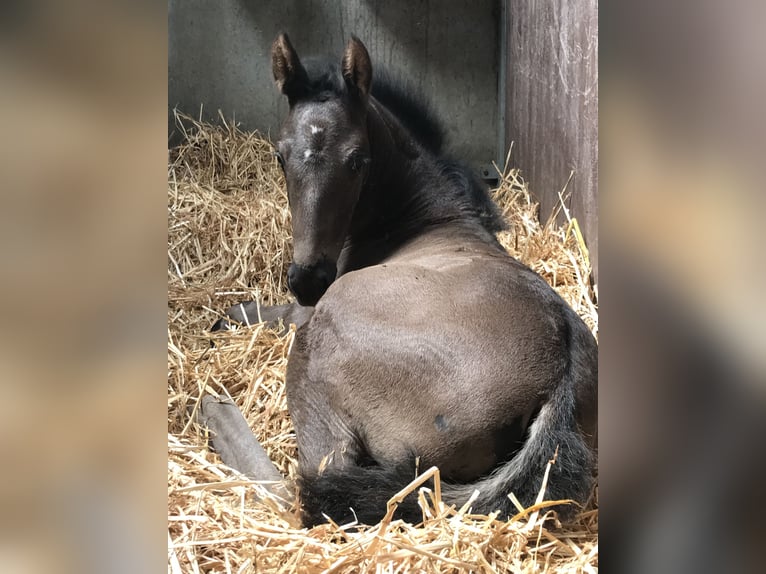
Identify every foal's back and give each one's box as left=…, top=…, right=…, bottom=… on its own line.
left=289, top=222, right=593, bottom=483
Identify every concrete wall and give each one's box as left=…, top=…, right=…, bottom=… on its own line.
left=169, top=0, right=501, bottom=171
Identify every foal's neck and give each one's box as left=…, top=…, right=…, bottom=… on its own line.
left=340, top=100, right=497, bottom=273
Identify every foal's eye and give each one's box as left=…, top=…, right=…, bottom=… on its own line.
left=274, top=150, right=285, bottom=170
left=346, top=152, right=370, bottom=173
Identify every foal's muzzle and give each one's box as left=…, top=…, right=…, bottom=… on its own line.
left=287, top=260, right=337, bottom=307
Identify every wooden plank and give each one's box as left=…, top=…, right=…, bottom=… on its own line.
left=504, top=0, right=598, bottom=281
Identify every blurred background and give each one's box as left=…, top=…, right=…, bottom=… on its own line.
left=0, top=1, right=166, bottom=571
left=601, top=0, right=766, bottom=571
left=0, top=0, right=764, bottom=571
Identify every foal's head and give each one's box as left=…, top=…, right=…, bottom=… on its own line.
left=271, top=34, right=373, bottom=306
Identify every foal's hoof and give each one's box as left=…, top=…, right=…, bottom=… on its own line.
left=210, top=301, right=256, bottom=332
left=210, top=316, right=238, bottom=332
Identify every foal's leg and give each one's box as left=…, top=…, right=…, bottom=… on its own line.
left=199, top=395, right=292, bottom=500
left=286, top=345, right=370, bottom=525
left=211, top=301, right=314, bottom=334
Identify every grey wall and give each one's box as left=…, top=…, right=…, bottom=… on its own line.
left=169, top=0, right=501, bottom=171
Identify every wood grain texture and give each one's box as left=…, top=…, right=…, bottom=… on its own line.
left=505, top=0, right=598, bottom=280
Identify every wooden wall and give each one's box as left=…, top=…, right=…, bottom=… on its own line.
left=505, top=0, right=599, bottom=280
left=169, top=0, right=500, bottom=172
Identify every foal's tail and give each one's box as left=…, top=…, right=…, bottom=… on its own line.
left=299, top=319, right=597, bottom=527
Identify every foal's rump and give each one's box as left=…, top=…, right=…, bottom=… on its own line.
left=289, top=238, right=597, bottom=525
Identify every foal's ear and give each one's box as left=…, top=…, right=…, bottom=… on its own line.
left=272, top=33, right=308, bottom=101
left=342, top=36, right=372, bottom=102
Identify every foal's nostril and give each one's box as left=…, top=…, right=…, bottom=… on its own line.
left=314, top=260, right=337, bottom=293
left=287, top=263, right=299, bottom=290
left=314, top=265, right=332, bottom=288
left=287, top=260, right=337, bottom=306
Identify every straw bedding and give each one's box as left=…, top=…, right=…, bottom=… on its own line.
left=168, top=114, right=598, bottom=573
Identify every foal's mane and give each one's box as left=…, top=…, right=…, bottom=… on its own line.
left=300, top=57, right=506, bottom=236
left=370, top=70, right=445, bottom=155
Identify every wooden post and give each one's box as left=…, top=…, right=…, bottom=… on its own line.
left=504, top=0, right=598, bottom=282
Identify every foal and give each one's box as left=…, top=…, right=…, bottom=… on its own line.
left=203, top=34, right=597, bottom=527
